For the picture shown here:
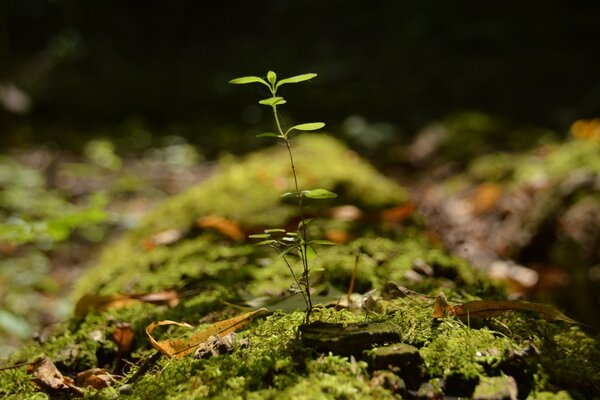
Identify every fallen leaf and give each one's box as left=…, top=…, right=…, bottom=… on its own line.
left=470, top=183, right=503, bottom=215
left=197, top=215, right=244, bottom=241
left=451, top=299, right=578, bottom=324
left=75, top=290, right=180, bottom=316
left=75, top=368, right=118, bottom=389
left=432, top=294, right=578, bottom=324
left=143, top=228, right=184, bottom=250
left=146, top=308, right=267, bottom=358
left=27, top=356, right=83, bottom=397
left=432, top=292, right=453, bottom=318
left=381, top=203, right=417, bottom=223
left=325, top=229, right=350, bottom=244
left=113, top=322, right=134, bottom=354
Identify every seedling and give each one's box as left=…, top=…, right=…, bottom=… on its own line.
left=230, top=70, right=336, bottom=322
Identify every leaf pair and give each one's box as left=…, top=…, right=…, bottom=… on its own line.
left=257, top=122, right=325, bottom=139
left=229, top=72, right=316, bottom=90
left=281, top=188, right=337, bottom=199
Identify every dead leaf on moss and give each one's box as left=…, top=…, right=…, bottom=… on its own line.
left=75, top=368, right=118, bottom=389
left=432, top=292, right=454, bottom=318
left=146, top=308, right=267, bottom=358
left=433, top=293, right=578, bottom=324
left=74, top=290, right=180, bottom=316
left=113, top=322, right=135, bottom=354
left=381, top=203, right=416, bottom=223
left=197, top=215, right=244, bottom=241
left=27, top=356, right=84, bottom=397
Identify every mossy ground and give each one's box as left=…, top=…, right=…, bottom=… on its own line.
left=1, top=136, right=599, bottom=399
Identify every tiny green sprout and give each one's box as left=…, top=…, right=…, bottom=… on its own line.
left=230, top=70, right=336, bottom=322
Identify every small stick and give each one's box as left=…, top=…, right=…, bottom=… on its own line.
left=347, top=253, right=360, bottom=305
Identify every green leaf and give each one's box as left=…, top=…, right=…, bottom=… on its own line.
left=256, top=239, right=278, bottom=246
left=264, top=228, right=286, bottom=233
left=298, top=218, right=314, bottom=229
left=258, top=97, right=286, bottom=106
left=288, top=122, right=325, bottom=133
left=276, top=73, right=317, bottom=89
left=249, top=233, right=271, bottom=239
left=302, top=189, right=337, bottom=199
left=267, top=71, right=277, bottom=85
left=309, top=239, right=336, bottom=246
left=281, top=191, right=303, bottom=198
left=229, top=76, right=270, bottom=87
left=256, top=133, right=280, bottom=138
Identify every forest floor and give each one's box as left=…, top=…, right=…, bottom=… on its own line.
left=0, top=114, right=599, bottom=399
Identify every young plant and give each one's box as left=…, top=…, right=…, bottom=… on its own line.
left=230, top=70, right=336, bottom=322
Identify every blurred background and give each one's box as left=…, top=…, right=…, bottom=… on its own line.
left=2, top=0, right=600, bottom=152
left=1, top=0, right=599, bottom=357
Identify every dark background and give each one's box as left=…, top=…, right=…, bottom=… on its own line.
left=2, top=0, right=600, bottom=153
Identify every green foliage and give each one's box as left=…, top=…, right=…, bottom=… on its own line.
left=230, top=70, right=337, bottom=322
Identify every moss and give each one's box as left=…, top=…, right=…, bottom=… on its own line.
left=4, top=137, right=600, bottom=399
left=420, top=319, right=517, bottom=381
left=73, top=135, right=406, bottom=299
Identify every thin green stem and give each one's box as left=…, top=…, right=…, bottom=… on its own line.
left=284, top=138, right=312, bottom=322
left=272, top=102, right=313, bottom=323
left=276, top=247, right=308, bottom=308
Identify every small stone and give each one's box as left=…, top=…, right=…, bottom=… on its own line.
left=369, top=370, right=406, bottom=395
left=366, top=343, right=424, bottom=389
left=413, top=380, right=444, bottom=399
left=472, top=376, right=518, bottom=400
left=194, top=332, right=241, bottom=359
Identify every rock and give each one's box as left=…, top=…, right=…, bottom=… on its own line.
left=366, top=343, right=424, bottom=389
left=193, top=332, right=248, bottom=359
left=299, top=321, right=401, bottom=356
left=410, top=380, right=444, bottom=399
left=472, top=376, right=518, bottom=400
left=369, top=370, right=406, bottom=396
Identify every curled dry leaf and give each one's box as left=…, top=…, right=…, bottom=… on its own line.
left=197, top=215, right=244, bottom=241
left=75, top=289, right=180, bottom=316
left=27, top=356, right=83, bottom=397
left=146, top=308, right=267, bottom=358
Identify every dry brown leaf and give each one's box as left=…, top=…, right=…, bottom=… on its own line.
left=75, top=290, right=180, bottom=316
left=381, top=203, right=417, bottom=223
left=146, top=308, right=267, bottom=358
left=452, top=300, right=578, bottom=323
left=432, top=292, right=453, bottom=318
left=432, top=292, right=578, bottom=324
left=27, top=356, right=84, bottom=397
left=113, top=322, right=135, bottom=354
left=75, top=368, right=118, bottom=389
left=325, top=229, right=350, bottom=244
left=197, top=215, right=244, bottom=241
left=470, top=183, right=503, bottom=215
left=75, top=294, right=137, bottom=316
